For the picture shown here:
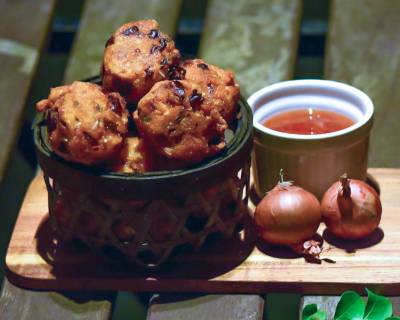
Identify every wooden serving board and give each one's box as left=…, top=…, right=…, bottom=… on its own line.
left=6, top=169, right=400, bottom=294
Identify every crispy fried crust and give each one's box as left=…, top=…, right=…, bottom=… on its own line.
left=134, top=80, right=228, bottom=168
left=36, top=81, right=129, bottom=165
left=102, top=20, right=180, bottom=103
left=108, top=136, right=153, bottom=173
left=171, top=59, right=240, bottom=123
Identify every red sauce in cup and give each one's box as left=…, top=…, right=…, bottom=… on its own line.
left=263, top=108, right=354, bottom=135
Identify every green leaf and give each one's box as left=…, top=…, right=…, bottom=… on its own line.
left=363, top=289, right=392, bottom=320
left=302, top=304, right=327, bottom=320
left=334, top=291, right=365, bottom=320
left=385, top=317, right=400, bottom=320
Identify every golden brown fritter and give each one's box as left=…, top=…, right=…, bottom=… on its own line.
left=36, top=81, right=129, bottom=165
left=134, top=80, right=227, bottom=167
left=108, top=136, right=153, bottom=173
left=171, top=59, right=240, bottom=123
left=102, top=20, right=180, bottom=104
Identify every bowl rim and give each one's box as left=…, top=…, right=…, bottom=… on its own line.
left=247, top=79, right=374, bottom=141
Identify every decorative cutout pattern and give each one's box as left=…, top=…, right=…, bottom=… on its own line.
left=44, top=159, right=250, bottom=267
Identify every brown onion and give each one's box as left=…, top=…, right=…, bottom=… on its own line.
left=255, top=171, right=321, bottom=245
left=321, top=174, right=382, bottom=240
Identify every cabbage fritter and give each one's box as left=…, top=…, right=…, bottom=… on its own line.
left=171, top=59, right=240, bottom=123
left=134, top=80, right=227, bottom=167
left=102, top=20, right=180, bottom=104
left=36, top=81, right=129, bottom=165
left=108, top=136, right=153, bottom=173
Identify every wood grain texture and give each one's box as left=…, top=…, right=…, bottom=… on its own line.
left=147, top=294, right=264, bottom=320
left=0, top=278, right=112, bottom=320
left=325, top=0, right=400, bottom=167
left=199, top=1, right=302, bottom=311
left=0, top=0, right=55, bottom=183
left=199, top=0, right=302, bottom=96
left=300, top=296, right=340, bottom=320
left=63, top=0, right=182, bottom=83
left=6, top=168, right=400, bottom=294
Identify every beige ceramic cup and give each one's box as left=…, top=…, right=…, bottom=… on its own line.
left=248, top=80, right=374, bottom=199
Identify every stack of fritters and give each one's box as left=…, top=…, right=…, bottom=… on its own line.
left=36, top=19, right=240, bottom=172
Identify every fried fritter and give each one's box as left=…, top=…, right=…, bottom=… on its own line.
left=171, top=59, right=240, bottom=123
left=134, top=80, right=227, bottom=167
left=108, top=136, right=153, bottom=173
left=102, top=20, right=180, bottom=104
left=36, top=81, right=129, bottom=165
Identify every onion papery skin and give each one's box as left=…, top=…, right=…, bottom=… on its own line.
left=255, top=184, right=321, bottom=245
left=321, top=178, right=382, bottom=240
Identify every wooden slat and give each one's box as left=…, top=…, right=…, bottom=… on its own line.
left=300, top=295, right=400, bottom=318
left=325, top=0, right=400, bottom=167
left=0, top=0, right=56, bottom=183
left=63, top=0, right=182, bottom=83
left=300, top=296, right=340, bottom=319
left=199, top=1, right=302, bottom=314
left=393, top=297, right=400, bottom=315
left=147, top=294, right=264, bottom=320
left=199, top=0, right=302, bottom=96
left=0, top=278, right=114, bottom=320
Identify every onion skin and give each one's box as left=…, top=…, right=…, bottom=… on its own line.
left=255, top=183, right=322, bottom=245
left=321, top=176, right=382, bottom=240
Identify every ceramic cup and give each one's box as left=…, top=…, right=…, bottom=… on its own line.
left=248, top=79, right=374, bottom=199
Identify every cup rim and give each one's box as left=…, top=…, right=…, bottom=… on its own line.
left=247, top=79, right=374, bottom=140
